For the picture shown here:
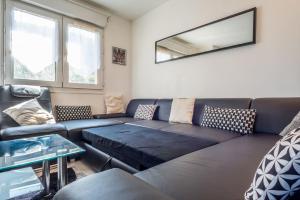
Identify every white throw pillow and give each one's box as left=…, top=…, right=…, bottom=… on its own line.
left=169, top=98, right=195, bottom=124
left=105, top=95, right=125, bottom=114
left=3, top=99, right=55, bottom=126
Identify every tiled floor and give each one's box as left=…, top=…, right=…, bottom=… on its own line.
left=34, top=156, right=102, bottom=181
left=69, top=159, right=97, bottom=179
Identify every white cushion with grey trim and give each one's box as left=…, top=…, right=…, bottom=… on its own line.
left=134, top=104, right=157, bottom=120
left=169, top=98, right=195, bottom=124
left=3, top=99, right=55, bottom=126
left=105, top=95, right=125, bottom=114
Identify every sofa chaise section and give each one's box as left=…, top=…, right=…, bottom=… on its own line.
left=82, top=124, right=218, bottom=170
left=134, top=97, right=300, bottom=200
left=136, top=134, right=280, bottom=200
left=53, top=168, right=174, bottom=200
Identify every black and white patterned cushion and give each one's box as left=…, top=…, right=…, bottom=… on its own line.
left=55, top=105, right=93, bottom=122
left=245, top=128, right=300, bottom=200
left=200, top=105, right=256, bottom=134
left=134, top=104, right=157, bottom=120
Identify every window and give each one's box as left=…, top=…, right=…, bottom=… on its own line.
left=63, top=18, right=103, bottom=89
left=5, top=1, right=103, bottom=89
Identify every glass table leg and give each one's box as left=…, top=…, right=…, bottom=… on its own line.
left=42, top=160, right=50, bottom=194
left=57, top=157, right=67, bottom=190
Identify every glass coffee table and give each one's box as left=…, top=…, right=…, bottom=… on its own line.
left=0, top=167, right=44, bottom=200
left=0, top=134, right=85, bottom=195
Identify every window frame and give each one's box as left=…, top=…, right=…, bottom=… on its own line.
left=4, top=0, right=63, bottom=87
left=4, top=0, right=104, bottom=90
left=62, top=17, right=104, bottom=89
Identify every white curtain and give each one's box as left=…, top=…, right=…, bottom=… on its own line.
left=67, top=24, right=100, bottom=83
left=11, top=9, right=58, bottom=74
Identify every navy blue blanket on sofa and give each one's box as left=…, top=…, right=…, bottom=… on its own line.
left=82, top=124, right=217, bottom=170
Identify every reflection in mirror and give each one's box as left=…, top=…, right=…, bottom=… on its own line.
left=156, top=8, right=256, bottom=63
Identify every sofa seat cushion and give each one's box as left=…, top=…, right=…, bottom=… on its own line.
left=161, top=124, right=240, bottom=143
left=59, top=119, right=122, bottom=142
left=93, top=113, right=139, bottom=123
left=136, top=134, right=280, bottom=200
left=126, top=120, right=174, bottom=130
left=53, top=168, right=174, bottom=200
left=93, top=113, right=127, bottom=119
left=111, top=117, right=140, bottom=123
left=0, top=123, right=67, bottom=140
left=82, top=124, right=217, bottom=170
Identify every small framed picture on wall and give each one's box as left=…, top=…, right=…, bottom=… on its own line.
left=112, top=47, right=126, bottom=65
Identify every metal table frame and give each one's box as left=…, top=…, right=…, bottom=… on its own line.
left=42, top=157, right=68, bottom=194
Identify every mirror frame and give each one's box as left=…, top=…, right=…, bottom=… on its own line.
left=155, top=7, right=257, bottom=64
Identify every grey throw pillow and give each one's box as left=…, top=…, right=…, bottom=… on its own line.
left=134, top=104, right=157, bottom=120
left=201, top=105, right=256, bottom=135
left=55, top=105, right=93, bottom=122
left=280, top=111, right=300, bottom=136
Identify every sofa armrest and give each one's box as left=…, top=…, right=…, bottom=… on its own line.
left=93, top=113, right=127, bottom=119
left=0, top=123, right=67, bottom=140
left=53, top=168, right=173, bottom=200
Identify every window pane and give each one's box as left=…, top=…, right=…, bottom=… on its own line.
left=67, top=24, right=100, bottom=85
left=11, top=9, right=58, bottom=81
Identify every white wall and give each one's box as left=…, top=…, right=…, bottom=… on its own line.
left=20, top=0, right=108, bottom=26
left=0, top=0, right=132, bottom=114
left=132, top=0, right=300, bottom=98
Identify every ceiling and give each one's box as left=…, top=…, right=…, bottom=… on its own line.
left=87, top=0, right=169, bottom=20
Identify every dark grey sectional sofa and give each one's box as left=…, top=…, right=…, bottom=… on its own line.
left=1, top=85, right=300, bottom=200
left=55, top=97, right=300, bottom=200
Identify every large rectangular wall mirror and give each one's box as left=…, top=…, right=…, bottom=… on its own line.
left=155, top=8, right=256, bottom=64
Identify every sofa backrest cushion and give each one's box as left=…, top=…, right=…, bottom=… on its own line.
left=154, top=99, right=173, bottom=121
left=0, top=85, right=52, bottom=129
left=193, top=98, right=252, bottom=125
left=129, top=98, right=252, bottom=123
left=251, top=98, right=300, bottom=134
left=126, top=99, right=157, bottom=117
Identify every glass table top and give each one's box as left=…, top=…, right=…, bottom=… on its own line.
left=0, top=134, right=85, bottom=171
left=0, top=167, right=44, bottom=200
